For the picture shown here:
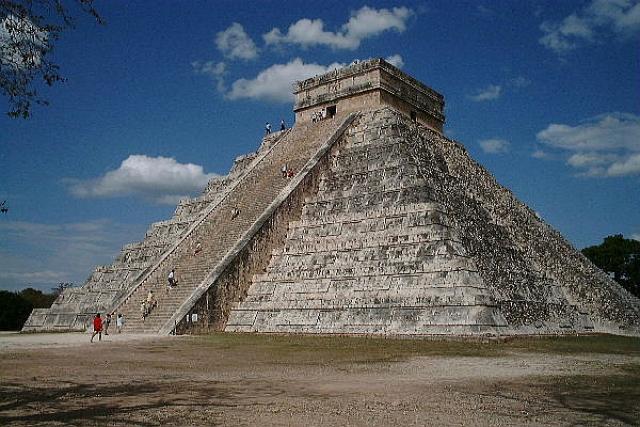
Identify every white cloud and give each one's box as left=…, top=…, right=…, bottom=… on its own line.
left=67, top=155, right=217, bottom=204
left=385, top=54, right=404, bottom=68
left=537, top=113, right=640, bottom=152
left=469, top=84, right=502, bottom=101
left=539, top=0, right=640, bottom=54
left=263, top=6, right=413, bottom=50
left=606, top=153, right=640, bottom=176
left=215, top=23, right=258, bottom=60
left=537, top=112, right=640, bottom=177
left=0, top=219, right=140, bottom=291
left=227, top=57, right=345, bottom=103
left=192, top=60, right=226, bottom=92
left=532, top=149, right=548, bottom=159
left=479, top=138, right=510, bottom=154
left=631, top=233, right=640, bottom=241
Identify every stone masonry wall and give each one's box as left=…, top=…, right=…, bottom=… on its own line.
left=396, top=116, right=640, bottom=335
left=22, top=138, right=278, bottom=332
left=225, top=108, right=640, bottom=336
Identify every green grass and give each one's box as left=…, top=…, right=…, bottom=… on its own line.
left=193, top=333, right=640, bottom=365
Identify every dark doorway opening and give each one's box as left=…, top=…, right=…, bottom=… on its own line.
left=410, top=111, right=417, bottom=122
left=326, top=105, right=337, bottom=118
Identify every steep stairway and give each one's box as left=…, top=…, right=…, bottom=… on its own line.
left=117, top=114, right=355, bottom=333
left=226, top=109, right=506, bottom=335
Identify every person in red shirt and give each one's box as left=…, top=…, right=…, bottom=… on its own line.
left=90, top=313, right=103, bottom=343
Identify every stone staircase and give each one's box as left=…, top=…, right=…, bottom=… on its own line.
left=116, top=115, right=355, bottom=333
left=226, top=109, right=507, bottom=335
left=21, top=133, right=275, bottom=332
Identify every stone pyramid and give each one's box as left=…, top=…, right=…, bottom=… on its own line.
left=226, top=108, right=640, bottom=335
left=24, top=58, right=640, bottom=336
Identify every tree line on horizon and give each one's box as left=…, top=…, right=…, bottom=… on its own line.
left=0, top=283, right=71, bottom=330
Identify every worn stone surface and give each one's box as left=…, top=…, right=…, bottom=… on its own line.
left=24, top=59, right=640, bottom=336
left=226, top=108, right=640, bottom=336
left=21, top=130, right=287, bottom=332
left=293, top=58, right=444, bottom=132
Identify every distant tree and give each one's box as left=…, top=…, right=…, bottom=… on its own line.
left=51, top=281, right=73, bottom=297
left=0, top=290, right=32, bottom=330
left=20, top=287, right=56, bottom=307
left=582, top=235, right=640, bottom=298
left=1, top=0, right=103, bottom=118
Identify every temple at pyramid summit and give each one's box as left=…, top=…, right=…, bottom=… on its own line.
left=23, top=58, right=640, bottom=336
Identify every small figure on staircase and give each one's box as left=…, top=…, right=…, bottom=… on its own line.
left=90, top=313, right=102, bottom=343
left=141, top=300, right=148, bottom=321
left=287, top=168, right=294, bottom=178
left=116, top=313, right=124, bottom=333
left=147, top=290, right=157, bottom=312
left=281, top=164, right=288, bottom=178
left=168, top=268, right=177, bottom=288
left=265, top=122, right=271, bottom=135
left=231, top=207, right=240, bottom=219
left=193, top=241, right=202, bottom=256
left=280, top=119, right=286, bottom=131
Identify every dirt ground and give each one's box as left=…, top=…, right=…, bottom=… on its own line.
left=0, top=332, right=639, bottom=426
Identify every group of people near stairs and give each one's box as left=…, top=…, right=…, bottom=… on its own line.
left=265, top=119, right=287, bottom=135
left=90, top=312, right=125, bottom=343
left=141, top=268, right=177, bottom=321
left=91, top=267, right=179, bottom=340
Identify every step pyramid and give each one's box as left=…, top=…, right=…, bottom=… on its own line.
left=225, top=108, right=640, bottom=336
left=23, top=58, right=640, bottom=336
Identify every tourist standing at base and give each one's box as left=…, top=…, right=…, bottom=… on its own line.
left=90, top=313, right=102, bottom=343
left=104, top=313, right=112, bottom=335
left=116, top=313, right=124, bottom=333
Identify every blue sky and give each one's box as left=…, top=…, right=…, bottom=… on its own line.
left=1, top=0, right=639, bottom=292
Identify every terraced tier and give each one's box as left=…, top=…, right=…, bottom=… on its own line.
left=117, top=115, right=357, bottom=333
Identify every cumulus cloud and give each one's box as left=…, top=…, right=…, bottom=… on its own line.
left=227, top=57, right=345, bottom=103
left=263, top=6, right=413, bottom=50
left=215, top=23, right=258, bottom=60
left=631, top=233, right=640, bottom=241
left=192, top=60, right=226, bottom=92
left=539, top=0, right=640, bottom=54
left=536, top=112, right=640, bottom=176
left=469, top=84, right=502, bottom=101
left=67, top=155, right=217, bottom=204
left=479, top=138, right=510, bottom=154
left=385, top=54, right=404, bottom=68
left=0, top=219, right=140, bottom=291
left=532, top=149, right=548, bottom=159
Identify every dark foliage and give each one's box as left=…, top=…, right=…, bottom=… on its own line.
left=0, top=290, right=33, bottom=330
left=1, top=0, right=102, bottom=118
left=582, top=234, right=640, bottom=298
left=19, top=287, right=57, bottom=308
left=0, top=288, right=57, bottom=330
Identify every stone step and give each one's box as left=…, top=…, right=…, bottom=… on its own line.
left=116, top=118, right=349, bottom=333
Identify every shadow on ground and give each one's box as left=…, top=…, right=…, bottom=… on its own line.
left=0, top=379, right=268, bottom=426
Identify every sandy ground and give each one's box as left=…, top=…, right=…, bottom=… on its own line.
left=1, top=332, right=639, bottom=426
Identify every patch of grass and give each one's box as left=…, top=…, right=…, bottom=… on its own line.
left=192, top=333, right=640, bottom=365
left=197, top=333, right=501, bottom=365
left=500, top=334, right=640, bottom=356
left=543, top=367, right=640, bottom=425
